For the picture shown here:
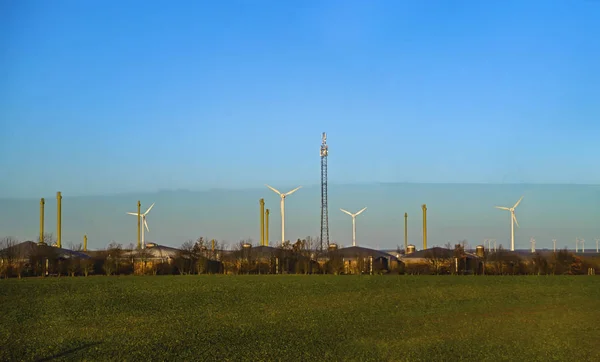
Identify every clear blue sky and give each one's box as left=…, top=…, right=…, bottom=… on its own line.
left=1, top=0, right=599, bottom=197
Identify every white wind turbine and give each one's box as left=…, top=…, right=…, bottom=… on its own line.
left=265, top=185, right=301, bottom=245
left=127, top=203, right=155, bottom=249
left=495, top=196, right=523, bottom=251
left=340, top=207, right=367, bottom=247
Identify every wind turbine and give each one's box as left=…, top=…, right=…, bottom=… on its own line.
left=127, top=203, right=155, bottom=249
left=265, top=185, right=301, bottom=245
left=340, top=207, right=367, bottom=247
left=596, top=238, right=599, bottom=253
left=495, top=196, right=523, bottom=251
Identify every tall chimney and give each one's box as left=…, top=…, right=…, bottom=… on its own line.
left=265, top=209, right=270, bottom=247
left=56, top=192, right=62, bottom=248
left=422, top=204, right=427, bottom=250
left=137, top=201, right=141, bottom=250
left=39, top=198, right=45, bottom=245
left=84, top=234, right=87, bottom=251
left=404, top=212, right=408, bottom=252
left=260, top=198, right=265, bottom=246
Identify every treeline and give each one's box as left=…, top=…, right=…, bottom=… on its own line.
left=419, top=244, right=599, bottom=275
left=1, top=236, right=599, bottom=278
left=482, top=248, right=598, bottom=275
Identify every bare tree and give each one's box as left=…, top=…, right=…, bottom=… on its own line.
left=174, top=240, right=195, bottom=275
left=1, top=237, right=20, bottom=278
left=425, top=248, right=448, bottom=275
left=104, top=242, right=123, bottom=275
left=37, top=233, right=56, bottom=246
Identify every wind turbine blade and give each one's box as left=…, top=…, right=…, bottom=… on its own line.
left=494, top=206, right=509, bottom=210
left=513, top=196, right=524, bottom=209
left=265, top=184, right=282, bottom=195
left=284, top=186, right=302, bottom=196
left=126, top=212, right=138, bottom=216
left=512, top=213, right=520, bottom=228
left=340, top=208, right=352, bottom=216
left=144, top=202, right=155, bottom=215
left=144, top=218, right=149, bottom=232
left=355, top=207, right=367, bottom=216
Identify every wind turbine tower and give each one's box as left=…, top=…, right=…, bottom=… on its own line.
left=494, top=196, right=523, bottom=251
left=596, top=238, right=599, bottom=253
left=422, top=204, right=427, bottom=250
left=265, top=209, right=270, bottom=246
left=127, top=203, right=155, bottom=249
left=266, top=185, right=301, bottom=245
left=57, top=191, right=62, bottom=248
left=575, top=237, right=579, bottom=253
left=552, top=239, right=556, bottom=252
left=136, top=201, right=141, bottom=250
left=581, top=238, right=585, bottom=253
left=39, top=198, right=45, bottom=245
left=404, top=213, right=408, bottom=252
left=259, top=198, right=265, bottom=246
left=320, top=132, right=329, bottom=251
left=530, top=237, right=536, bottom=253
left=340, top=207, right=367, bottom=247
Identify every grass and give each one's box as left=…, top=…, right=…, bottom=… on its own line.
left=1, top=275, right=599, bottom=361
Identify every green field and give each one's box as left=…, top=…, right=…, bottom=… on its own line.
left=1, top=276, right=599, bottom=361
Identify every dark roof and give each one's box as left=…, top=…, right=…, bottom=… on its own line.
left=1, top=241, right=91, bottom=259
left=402, top=247, right=478, bottom=260
left=329, top=246, right=400, bottom=261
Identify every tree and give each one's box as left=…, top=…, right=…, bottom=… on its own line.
left=531, top=252, right=549, bottom=275
left=0, top=237, right=21, bottom=278
left=27, top=242, right=59, bottom=276
left=551, top=248, right=573, bottom=275
left=66, top=243, right=83, bottom=277
left=424, top=248, right=448, bottom=275
left=104, top=242, right=123, bottom=275
left=174, top=240, right=195, bottom=275
left=37, top=233, right=56, bottom=246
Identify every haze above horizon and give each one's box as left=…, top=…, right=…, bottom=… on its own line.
left=1, top=1, right=599, bottom=197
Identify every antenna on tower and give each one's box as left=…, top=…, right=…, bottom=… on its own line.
left=320, top=132, right=329, bottom=251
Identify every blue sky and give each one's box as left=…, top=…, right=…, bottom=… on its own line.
left=1, top=0, right=599, bottom=197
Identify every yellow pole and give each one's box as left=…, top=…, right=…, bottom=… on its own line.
left=265, top=209, right=270, bottom=247
left=422, top=204, right=427, bottom=250
left=84, top=234, right=87, bottom=251
left=137, top=200, right=141, bottom=250
left=260, top=198, right=265, bottom=246
left=404, top=212, right=408, bottom=252
left=211, top=239, right=215, bottom=252
left=39, top=198, right=45, bottom=245
left=56, top=191, right=62, bottom=248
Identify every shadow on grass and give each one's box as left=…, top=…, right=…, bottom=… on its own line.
left=36, top=342, right=102, bottom=362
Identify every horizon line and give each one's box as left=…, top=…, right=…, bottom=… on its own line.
left=2, top=181, right=599, bottom=199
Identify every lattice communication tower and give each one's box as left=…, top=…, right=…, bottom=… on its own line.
left=320, top=132, right=329, bottom=251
